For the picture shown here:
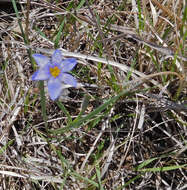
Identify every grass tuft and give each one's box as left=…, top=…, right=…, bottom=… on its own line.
left=0, top=0, right=186, bottom=189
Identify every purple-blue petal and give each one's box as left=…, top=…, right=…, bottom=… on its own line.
left=31, top=65, right=50, bottom=81
left=47, top=78, right=63, bottom=100
left=31, top=70, right=39, bottom=80
left=60, top=73, right=77, bottom=87
left=61, top=58, right=77, bottom=72
left=52, top=49, right=62, bottom=64
left=32, top=54, right=50, bottom=67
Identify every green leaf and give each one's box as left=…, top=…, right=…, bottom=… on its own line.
left=0, top=140, right=14, bottom=155
left=56, top=101, right=72, bottom=123
left=50, top=89, right=136, bottom=134
left=76, top=0, right=86, bottom=10
left=70, top=171, right=99, bottom=188
left=137, top=164, right=187, bottom=172
left=54, top=18, right=66, bottom=48
left=135, top=157, right=158, bottom=171
left=95, top=165, right=104, bottom=190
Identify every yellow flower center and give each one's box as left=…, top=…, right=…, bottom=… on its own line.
left=50, top=66, right=61, bottom=78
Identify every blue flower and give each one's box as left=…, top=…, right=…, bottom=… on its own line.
left=32, top=49, right=77, bottom=100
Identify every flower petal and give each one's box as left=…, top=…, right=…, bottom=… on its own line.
left=31, top=65, right=50, bottom=80
left=61, top=58, right=77, bottom=72
left=48, top=78, right=63, bottom=100
left=60, top=73, right=77, bottom=87
left=52, top=49, right=62, bottom=64
left=32, top=54, right=50, bottom=67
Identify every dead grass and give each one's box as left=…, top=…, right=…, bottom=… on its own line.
left=0, top=0, right=186, bottom=189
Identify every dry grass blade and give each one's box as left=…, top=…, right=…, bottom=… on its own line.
left=0, top=0, right=186, bottom=189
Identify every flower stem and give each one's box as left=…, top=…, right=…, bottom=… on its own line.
left=39, top=81, right=48, bottom=129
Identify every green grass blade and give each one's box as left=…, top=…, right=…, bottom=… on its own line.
left=70, top=171, right=99, bottom=188
left=137, top=164, right=187, bottom=172
left=0, top=140, right=14, bottom=155
left=39, top=81, right=48, bottom=128
left=95, top=165, right=104, bottom=190
left=54, top=17, right=66, bottom=48
left=11, top=0, right=28, bottom=44
left=76, top=0, right=86, bottom=10
left=73, top=94, right=91, bottom=122
left=117, top=175, right=142, bottom=189
left=50, top=87, right=139, bottom=135
left=56, top=101, right=72, bottom=123
left=34, top=26, right=49, bottom=39
left=11, top=0, right=34, bottom=68
left=135, top=157, right=158, bottom=170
